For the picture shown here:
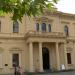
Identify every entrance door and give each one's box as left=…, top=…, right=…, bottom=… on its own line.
left=42, top=47, right=50, bottom=70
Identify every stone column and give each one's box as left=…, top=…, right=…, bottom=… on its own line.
left=29, top=42, right=34, bottom=72
left=39, top=42, right=43, bottom=72
left=55, top=42, right=60, bottom=70
left=63, top=42, right=68, bottom=70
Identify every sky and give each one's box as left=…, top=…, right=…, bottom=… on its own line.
left=55, top=0, right=75, bottom=14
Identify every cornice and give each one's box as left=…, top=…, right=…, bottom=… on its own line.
left=0, top=37, right=25, bottom=40
left=43, top=10, right=75, bottom=19
left=0, top=33, right=25, bottom=40
left=25, top=31, right=66, bottom=40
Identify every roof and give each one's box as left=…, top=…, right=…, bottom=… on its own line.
left=44, top=9, right=75, bottom=18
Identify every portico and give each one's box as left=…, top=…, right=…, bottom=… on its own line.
left=26, top=31, right=67, bottom=72
left=28, top=41, right=67, bottom=72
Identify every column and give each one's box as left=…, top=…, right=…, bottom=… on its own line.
left=63, top=42, right=68, bottom=70
left=39, top=42, right=43, bottom=72
left=29, top=42, right=34, bottom=72
left=55, top=42, right=60, bottom=70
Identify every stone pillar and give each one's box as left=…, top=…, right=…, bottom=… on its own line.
left=55, top=42, right=60, bottom=70
left=39, top=42, right=43, bottom=72
left=63, top=42, right=68, bottom=70
left=29, top=42, right=34, bottom=72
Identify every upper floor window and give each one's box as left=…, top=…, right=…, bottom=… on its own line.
left=13, top=21, right=19, bottom=33
left=48, top=24, right=51, bottom=32
left=0, top=21, right=1, bottom=32
left=36, top=23, right=39, bottom=31
left=42, top=23, right=46, bottom=32
left=64, top=26, right=69, bottom=36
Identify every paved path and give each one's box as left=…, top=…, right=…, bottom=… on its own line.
left=34, top=71, right=75, bottom=75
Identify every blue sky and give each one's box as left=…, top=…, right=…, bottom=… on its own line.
left=55, top=0, right=75, bottom=14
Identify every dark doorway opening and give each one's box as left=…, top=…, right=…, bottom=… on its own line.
left=42, top=47, right=50, bottom=70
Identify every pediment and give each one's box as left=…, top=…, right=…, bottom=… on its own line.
left=34, top=16, right=51, bottom=22
left=9, top=47, right=21, bottom=51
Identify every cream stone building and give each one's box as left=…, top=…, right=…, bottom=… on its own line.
left=0, top=10, right=75, bottom=74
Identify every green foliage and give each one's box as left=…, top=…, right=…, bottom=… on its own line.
left=0, top=0, right=58, bottom=22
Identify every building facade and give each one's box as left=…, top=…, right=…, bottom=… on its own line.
left=0, top=10, right=75, bottom=74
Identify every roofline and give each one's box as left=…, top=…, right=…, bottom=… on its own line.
left=55, top=11, right=75, bottom=17
left=44, top=9, right=75, bottom=18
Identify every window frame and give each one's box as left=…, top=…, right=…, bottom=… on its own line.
left=67, top=53, right=72, bottom=64
left=36, top=23, right=39, bottom=31
left=12, top=53, right=19, bottom=67
left=13, top=21, right=19, bottom=33
left=42, top=23, right=46, bottom=32
left=48, top=24, right=51, bottom=32
left=64, top=25, right=69, bottom=36
left=0, top=21, right=1, bottom=32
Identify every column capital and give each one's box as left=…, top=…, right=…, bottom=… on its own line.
left=55, top=42, right=59, bottom=45
left=29, top=41, right=33, bottom=43
left=39, top=42, right=43, bottom=43
left=39, top=42, right=42, bottom=45
left=64, top=42, right=67, bottom=44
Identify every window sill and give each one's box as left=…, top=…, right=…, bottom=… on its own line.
left=68, top=64, right=73, bottom=66
left=10, top=67, right=14, bottom=69
left=13, top=32, right=19, bottom=33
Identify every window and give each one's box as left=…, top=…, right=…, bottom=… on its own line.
left=0, top=54, right=3, bottom=68
left=67, top=53, right=72, bottom=64
left=12, top=54, right=19, bottom=67
left=36, top=23, right=39, bottom=31
left=0, top=21, right=1, bottom=32
left=64, top=26, right=69, bottom=36
left=42, top=23, right=46, bottom=32
left=13, top=21, right=19, bottom=33
left=48, top=24, right=51, bottom=32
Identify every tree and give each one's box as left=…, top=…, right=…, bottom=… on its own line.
left=0, top=0, right=58, bottom=21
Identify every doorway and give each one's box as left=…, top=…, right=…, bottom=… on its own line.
left=42, top=47, right=50, bottom=70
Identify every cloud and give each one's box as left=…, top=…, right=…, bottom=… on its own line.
left=55, top=0, right=75, bottom=14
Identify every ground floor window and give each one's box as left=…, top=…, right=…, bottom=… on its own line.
left=0, top=54, right=3, bottom=68
left=67, top=53, right=72, bottom=64
left=12, top=53, right=19, bottom=67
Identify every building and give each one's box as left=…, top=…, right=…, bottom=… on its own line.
left=0, top=10, right=75, bottom=74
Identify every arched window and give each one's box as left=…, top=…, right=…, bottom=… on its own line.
left=64, top=26, right=69, bottom=36
left=36, top=23, right=39, bottom=31
left=42, top=23, right=46, bottom=32
left=0, top=21, right=1, bottom=32
left=13, top=21, right=19, bottom=33
left=48, top=24, right=51, bottom=32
